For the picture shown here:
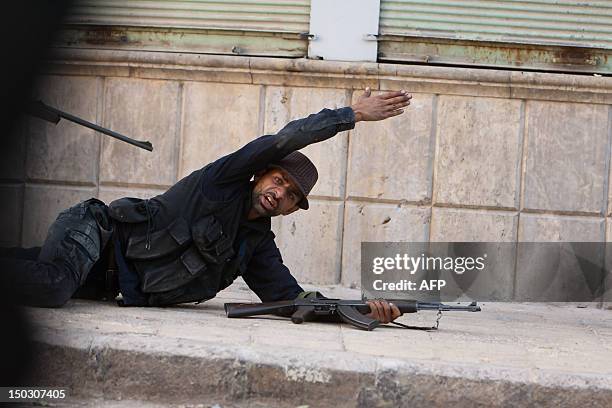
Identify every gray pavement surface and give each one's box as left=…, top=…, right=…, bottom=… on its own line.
left=23, top=279, right=612, bottom=407
left=20, top=398, right=299, bottom=408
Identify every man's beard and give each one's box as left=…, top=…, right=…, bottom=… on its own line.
left=251, top=189, right=281, bottom=217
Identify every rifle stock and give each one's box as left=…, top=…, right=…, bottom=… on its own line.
left=224, top=300, right=295, bottom=318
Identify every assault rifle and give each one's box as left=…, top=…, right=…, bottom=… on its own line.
left=25, top=100, right=153, bottom=151
left=224, top=298, right=481, bottom=331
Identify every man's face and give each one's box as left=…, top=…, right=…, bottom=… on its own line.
left=251, top=168, right=303, bottom=217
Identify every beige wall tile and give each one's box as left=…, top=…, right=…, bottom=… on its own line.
left=0, top=184, right=24, bottom=246
left=434, top=96, right=522, bottom=208
left=523, top=101, right=608, bottom=214
left=271, top=200, right=343, bottom=285
left=430, top=208, right=519, bottom=301
left=1, top=117, right=27, bottom=181
left=100, top=78, right=180, bottom=186
left=519, top=213, right=604, bottom=242
left=341, top=202, right=430, bottom=288
left=431, top=208, right=518, bottom=242
left=27, top=75, right=99, bottom=184
left=516, top=214, right=605, bottom=302
left=180, top=82, right=260, bottom=178
left=347, top=92, right=434, bottom=202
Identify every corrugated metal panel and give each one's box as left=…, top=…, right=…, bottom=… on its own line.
left=379, top=0, right=612, bottom=49
left=59, top=0, right=310, bottom=57
left=65, top=0, right=311, bottom=33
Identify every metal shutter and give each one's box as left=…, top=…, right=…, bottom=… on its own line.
left=58, top=0, right=311, bottom=57
left=378, top=0, right=612, bottom=73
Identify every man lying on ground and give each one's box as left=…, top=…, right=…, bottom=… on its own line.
left=2, top=88, right=412, bottom=324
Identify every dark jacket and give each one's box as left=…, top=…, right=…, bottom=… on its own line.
left=108, top=107, right=356, bottom=306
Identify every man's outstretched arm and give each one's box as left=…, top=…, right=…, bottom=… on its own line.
left=205, top=89, right=412, bottom=185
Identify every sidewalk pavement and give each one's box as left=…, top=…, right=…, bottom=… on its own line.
left=24, top=279, right=612, bottom=407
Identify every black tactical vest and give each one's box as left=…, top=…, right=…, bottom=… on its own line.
left=108, top=166, right=260, bottom=306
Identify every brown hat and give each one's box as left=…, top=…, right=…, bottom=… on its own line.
left=269, top=151, right=318, bottom=210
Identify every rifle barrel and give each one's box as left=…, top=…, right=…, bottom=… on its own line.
left=416, top=301, right=481, bottom=312
left=27, top=101, right=153, bottom=152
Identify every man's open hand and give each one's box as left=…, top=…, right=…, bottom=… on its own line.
left=366, top=299, right=402, bottom=324
left=351, top=88, right=412, bottom=122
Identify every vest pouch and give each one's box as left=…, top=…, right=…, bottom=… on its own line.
left=137, top=246, right=207, bottom=293
left=108, top=197, right=158, bottom=223
left=125, top=218, right=191, bottom=260
left=147, top=273, right=217, bottom=306
left=192, top=215, right=235, bottom=264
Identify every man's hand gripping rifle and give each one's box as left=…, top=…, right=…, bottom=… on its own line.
left=224, top=298, right=481, bottom=331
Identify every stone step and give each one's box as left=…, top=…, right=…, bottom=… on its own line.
left=22, top=397, right=295, bottom=408
left=23, top=281, right=612, bottom=408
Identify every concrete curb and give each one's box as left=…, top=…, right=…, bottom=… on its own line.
left=31, top=327, right=612, bottom=408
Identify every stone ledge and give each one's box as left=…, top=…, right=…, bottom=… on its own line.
left=43, top=48, right=612, bottom=104
left=24, top=281, right=612, bottom=408
left=31, top=339, right=612, bottom=408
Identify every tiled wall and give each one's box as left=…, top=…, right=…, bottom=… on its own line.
left=2, top=49, right=610, bottom=304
